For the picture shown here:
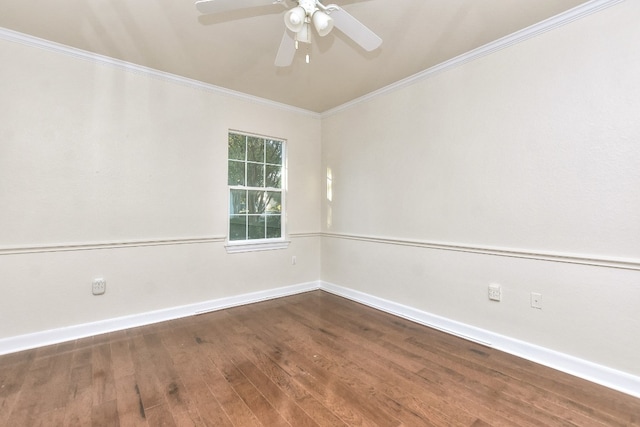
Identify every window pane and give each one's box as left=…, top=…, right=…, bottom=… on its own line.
left=228, top=160, right=245, bottom=186
left=266, top=215, right=281, bottom=239
left=228, top=133, right=245, bottom=160
left=247, top=163, right=264, bottom=187
left=247, top=137, right=264, bottom=162
left=247, top=216, right=265, bottom=240
left=229, top=215, right=247, bottom=240
left=247, top=190, right=265, bottom=214
left=266, top=191, right=281, bottom=213
left=265, top=140, right=282, bottom=165
left=230, top=189, right=247, bottom=215
left=228, top=132, right=284, bottom=243
left=265, top=165, right=281, bottom=189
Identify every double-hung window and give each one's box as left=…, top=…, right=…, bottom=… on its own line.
left=228, top=131, right=285, bottom=247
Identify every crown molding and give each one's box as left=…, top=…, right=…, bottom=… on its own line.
left=0, top=27, right=321, bottom=119
left=321, top=0, right=625, bottom=117
left=0, top=0, right=622, bottom=119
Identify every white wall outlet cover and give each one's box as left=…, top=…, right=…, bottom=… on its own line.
left=531, top=292, right=542, bottom=309
left=488, top=284, right=501, bottom=301
left=92, top=278, right=106, bottom=295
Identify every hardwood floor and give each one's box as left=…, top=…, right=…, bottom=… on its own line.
left=1, top=290, right=638, bottom=426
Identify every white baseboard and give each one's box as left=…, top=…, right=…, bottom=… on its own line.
left=319, top=281, right=640, bottom=399
left=0, top=281, right=320, bottom=356
left=2, top=279, right=637, bottom=399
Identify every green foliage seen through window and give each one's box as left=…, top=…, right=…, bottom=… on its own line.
left=228, top=132, right=283, bottom=241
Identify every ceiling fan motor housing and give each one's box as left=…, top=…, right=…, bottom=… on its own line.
left=297, top=0, right=318, bottom=16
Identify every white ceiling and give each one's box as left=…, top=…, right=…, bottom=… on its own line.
left=0, top=0, right=590, bottom=113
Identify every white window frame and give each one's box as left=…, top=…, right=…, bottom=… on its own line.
left=225, top=130, right=289, bottom=253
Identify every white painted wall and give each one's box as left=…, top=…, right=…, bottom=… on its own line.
left=1, top=0, right=638, bottom=393
left=0, top=37, right=321, bottom=338
left=321, top=1, right=640, bottom=376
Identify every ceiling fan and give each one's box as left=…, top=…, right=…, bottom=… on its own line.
left=195, top=0, right=382, bottom=67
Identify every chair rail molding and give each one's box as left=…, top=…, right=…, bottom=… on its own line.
left=0, top=236, right=227, bottom=256
left=321, top=232, right=640, bottom=271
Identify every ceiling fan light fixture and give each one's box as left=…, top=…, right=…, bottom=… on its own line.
left=295, top=22, right=311, bottom=44
left=284, top=6, right=306, bottom=32
left=312, top=10, right=333, bottom=37
left=195, top=0, right=382, bottom=68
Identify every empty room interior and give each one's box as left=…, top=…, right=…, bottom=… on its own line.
left=1, top=0, right=639, bottom=425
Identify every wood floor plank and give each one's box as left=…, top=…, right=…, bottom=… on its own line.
left=203, top=319, right=320, bottom=427
left=9, top=356, right=55, bottom=417
left=369, top=304, right=611, bottom=426
left=63, top=384, right=94, bottom=427
left=46, top=351, right=75, bottom=414
left=161, top=317, right=262, bottom=426
left=92, top=399, right=120, bottom=426
left=35, top=406, right=66, bottom=426
left=480, top=346, right=640, bottom=426
left=110, top=338, right=136, bottom=380
left=346, top=298, right=614, bottom=425
left=1, top=290, right=639, bottom=426
left=211, top=356, right=291, bottom=427
left=92, top=342, right=118, bottom=405
left=298, top=297, right=576, bottom=425
left=159, top=327, right=233, bottom=427
left=266, top=304, right=475, bottom=426
left=0, top=349, right=35, bottom=425
left=231, top=356, right=322, bottom=427
left=211, top=317, right=348, bottom=426
left=226, top=306, right=404, bottom=426
left=275, top=297, right=503, bottom=426
left=64, top=346, right=95, bottom=426
left=145, top=403, right=177, bottom=427
left=142, top=332, right=198, bottom=419
left=0, top=348, right=36, bottom=368
left=289, top=292, right=626, bottom=426
left=286, top=309, right=488, bottom=425
left=10, top=350, right=74, bottom=419
left=254, top=292, right=640, bottom=426
left=145, top=331, right=207, bottom=426
left=128, top=334, right=166, bottom=412
left=189, top=336, right=266, bottom=426
left=172, top=360, right=234, bottom=427
left=114, top=373, right=148, bottom=427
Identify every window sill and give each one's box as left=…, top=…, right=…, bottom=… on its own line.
left=224, top=239, right=290, bottom=254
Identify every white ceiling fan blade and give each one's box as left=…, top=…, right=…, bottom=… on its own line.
left=329, top=7, right=382, bottom=52
left=275, top=29, right=296, bottom=67
left=195, top=0, right=275, bottom=15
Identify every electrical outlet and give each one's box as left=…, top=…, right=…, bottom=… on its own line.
left=531, top=292, right=542, bottom=309
left=92, top=278, right=106, bottom=295
left=488, top=284, right=501, bottom=302
left=292, top=256, right=297, bottom=265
